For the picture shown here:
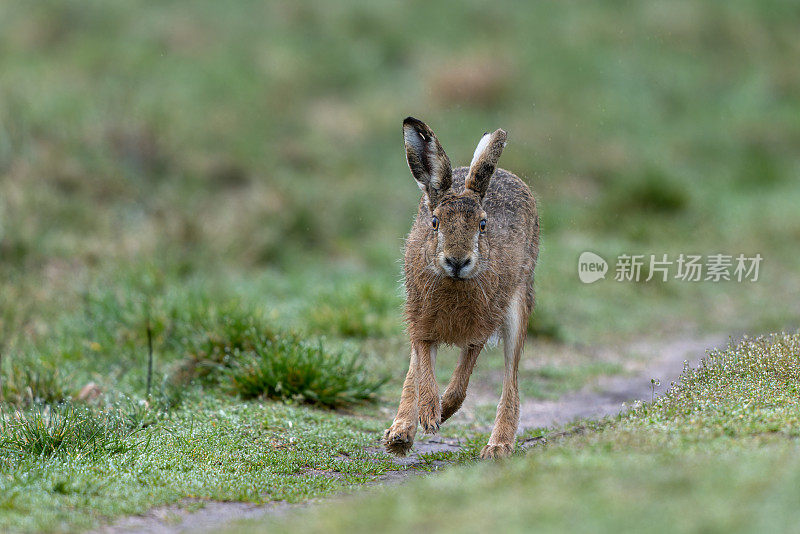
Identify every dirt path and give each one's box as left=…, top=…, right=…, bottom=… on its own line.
left=516, top=335, right=725, bottom=430
left=98, top=334, right=727, bottom=534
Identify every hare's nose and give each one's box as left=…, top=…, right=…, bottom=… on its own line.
left=445, top=256, right=472, bottom=278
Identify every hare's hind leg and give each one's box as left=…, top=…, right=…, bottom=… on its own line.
left=481, top=286, right=529, bottom=459
left=441, top=343, right=483, bottom=423
left=383, top=343, right=420, bottom=455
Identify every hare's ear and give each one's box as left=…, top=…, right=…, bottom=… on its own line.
left=466, top=129, right=507, bottom=199
left=403, top=117, right=452, bottom=207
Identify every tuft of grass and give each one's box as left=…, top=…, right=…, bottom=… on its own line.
left=168, top=301, right=388, bottom=408
left=170, top=304, right=280, bottom=385
left=0, top=403, right=144, bottom=459
left=0, top=357, right=71, bottom=407
left=229, top=337, right=387, bottom=408
left=113, top=390, right=178, bottom=429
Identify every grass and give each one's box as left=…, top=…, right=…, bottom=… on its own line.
left=229, top=336, right=387, bottom=407
left=236, top=333, right=800, bottom=534
left=0, top=400, right=398, bottom=533
left=627, top=334, right=800, bottom=438
left=304, top=281, right=402, bottom=339
left=520, top=361, right=625, bottom=399
left=169, top=302, right=282, bottom=385
left=526, top=300, right=564, bottom=341
left=0, top=274, right=397, bottom=532
left=0, top=357, right=71, bottom=406
left=0, top=403, right=144, bottom=459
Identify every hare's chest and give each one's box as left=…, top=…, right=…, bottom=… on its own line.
left=408, top=288, right=504, bottom=346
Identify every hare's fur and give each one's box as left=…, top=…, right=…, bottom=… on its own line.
left=384, top=118, right=539, bottom=459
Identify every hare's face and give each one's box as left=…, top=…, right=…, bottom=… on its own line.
left=403, top=117, right=507, bottom=280
left=429, top=193, right=488, bottom=280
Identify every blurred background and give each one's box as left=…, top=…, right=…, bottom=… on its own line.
left=1, top=0, right=799, bottom=379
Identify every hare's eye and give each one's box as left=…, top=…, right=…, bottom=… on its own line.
left=431, top=216, right=439, bottom=231
left=479, top=219, right=487, bottom=233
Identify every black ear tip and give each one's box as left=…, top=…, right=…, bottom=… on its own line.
left=403, top=116, right=425, bottom=130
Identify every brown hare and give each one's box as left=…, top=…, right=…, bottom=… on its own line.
left=383, top=117, right=539, bottom=459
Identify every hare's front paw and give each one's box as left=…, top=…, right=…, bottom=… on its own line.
left=418, top=397, right=441, bottom=434
left=383, top=419, right=416, bottom=456
left=480, top=442, right=514, bottom=459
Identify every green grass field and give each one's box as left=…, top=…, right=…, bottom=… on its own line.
left=0, top=0, right=799, bottom=532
